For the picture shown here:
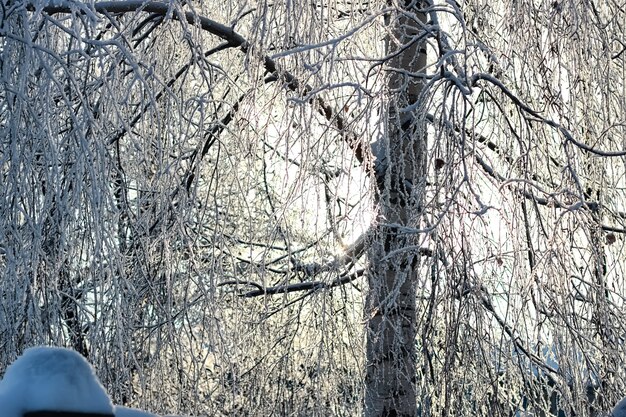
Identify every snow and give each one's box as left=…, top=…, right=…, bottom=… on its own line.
left=0, top=346, right=170, bottom=416
left=613, top=397, right=626, bottom=417
left=0, top=346, right=114, bottom=417
left=115, top=405, right=158, bottom=417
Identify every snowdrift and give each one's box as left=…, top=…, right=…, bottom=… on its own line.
left=0, top=347, right=158, bottom=417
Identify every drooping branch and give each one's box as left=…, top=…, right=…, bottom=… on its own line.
left=37, top=0, right=371, bottom=168
left=471, top=73, right=626, bottom=157
left=426, top=113, right=626, bottom=233
left=106, top=40, right=233, bottom=147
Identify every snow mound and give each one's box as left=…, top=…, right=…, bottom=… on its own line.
left=115, top=405, right=159, bottom=417
left=613, top=397, right=626, bottom=417
left=0, top=346, right=114, bottom=417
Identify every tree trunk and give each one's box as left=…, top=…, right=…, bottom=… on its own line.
left=364, top=1, right=428, bottom=416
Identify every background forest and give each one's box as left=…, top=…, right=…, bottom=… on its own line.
left=1, top=0, right=625, bottom=416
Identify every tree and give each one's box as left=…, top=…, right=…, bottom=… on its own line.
left=364, top=1, right=427, bottom=415
left=1, top=1, right=625, bottom=416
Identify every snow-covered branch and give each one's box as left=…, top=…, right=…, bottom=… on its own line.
left=34, top=0, right=372, bottom=170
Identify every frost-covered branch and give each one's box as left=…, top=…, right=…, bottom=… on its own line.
left=35, top=0, right=371, bottom=169
left=220, top=268, right=366, bottom=298
left=471, top=73, right=626, bottom=157
left=218, top=233, right=368, bottom=297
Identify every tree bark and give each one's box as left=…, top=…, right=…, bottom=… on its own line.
left=364, top=1, right=428, bottom=416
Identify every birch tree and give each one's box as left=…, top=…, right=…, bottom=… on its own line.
left=364, top=1, right=427, bottom=415
left=1, top=1, right=625, bottom=416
